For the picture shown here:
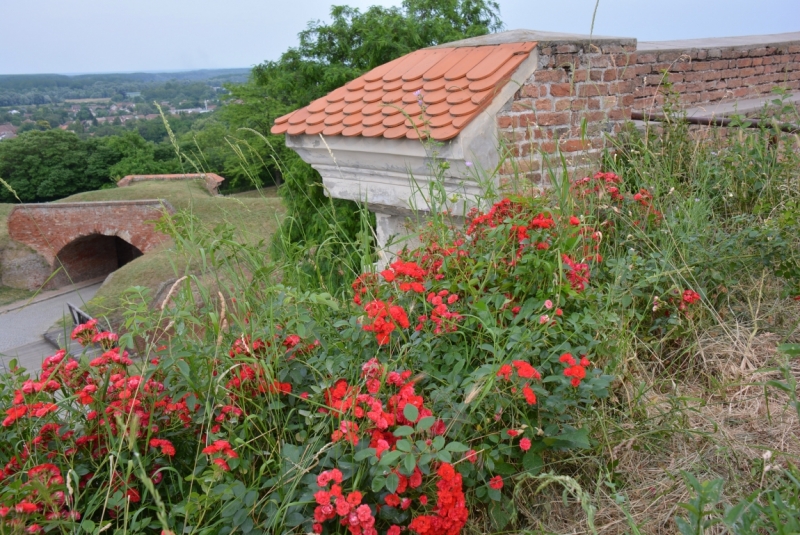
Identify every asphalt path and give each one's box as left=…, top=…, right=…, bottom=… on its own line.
left=0, top=282, right=101, bottom=369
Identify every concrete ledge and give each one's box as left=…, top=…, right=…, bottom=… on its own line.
left=638, top=32, right=800, bottom=51
left=31, top=199, right=176, bottom=211
left=429, top=29, right=636, bottom=49
left=118, top=173, right=225, bottom=195
left=682, top=92, right=800, bottom=118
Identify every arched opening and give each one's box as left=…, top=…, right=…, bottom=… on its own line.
left=50, top=234, right=143, bottom=287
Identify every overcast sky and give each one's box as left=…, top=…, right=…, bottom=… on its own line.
left=1, top=0, right=798, bottom=75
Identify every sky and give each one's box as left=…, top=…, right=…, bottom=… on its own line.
left=1, top=0, right=798, bottom=75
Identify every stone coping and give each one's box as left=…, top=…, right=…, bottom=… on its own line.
left=13, top=199, right=175, bottom=211
left=638, top=31, right=800, bottom=51
left=428, top=29, right=636, bottom=49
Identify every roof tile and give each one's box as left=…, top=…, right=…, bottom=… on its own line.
left=362, top=124, right=387, bottom=137
left=343, top=113, right=363, bottom=126
left=443, top=47, right=494, bottom=80
left=423, top=47, right=474, bottom=80
left=270, top=40, right=536, bottom=140
left=324, top=112, right=345, bottom=126
left=343, top=101, right=365, bottom=115
left=342, top=124, right=365, bottom=136
left=322, top=123, right=345, bottom=136
left=402, top=48, right=453, bottom=81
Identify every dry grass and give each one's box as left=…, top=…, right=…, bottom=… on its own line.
left=483, top=295, right=800, bottom=534
left=0, top=203, right=13, bottom=249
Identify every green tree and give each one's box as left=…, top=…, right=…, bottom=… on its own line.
left=0, top=130, right=92, bottom=201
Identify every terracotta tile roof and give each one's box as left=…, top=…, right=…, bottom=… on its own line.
left=271, top=41, right=536, bottom=141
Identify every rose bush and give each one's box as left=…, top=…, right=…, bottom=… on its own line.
left=0, top=183, right=627, bottom=534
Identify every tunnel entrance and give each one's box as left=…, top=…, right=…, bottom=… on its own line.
left=51, top=234, right=143, bottom=287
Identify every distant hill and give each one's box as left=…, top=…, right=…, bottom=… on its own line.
left=0, top=69, right=251, bottom=107
left=0, top=69, right=251, bottom=92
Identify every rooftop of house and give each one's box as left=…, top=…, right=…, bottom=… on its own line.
left=270, top=40, right=537, bottom=141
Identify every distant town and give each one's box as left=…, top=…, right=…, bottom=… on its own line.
left=0, top=68, right=249, bottom=140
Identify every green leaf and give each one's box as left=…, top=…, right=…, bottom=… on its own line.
left=403, top=404, right=419, bottom=423
left=395, top=439, right=412, bottom=453
left=445, top=442, right=470, bottom=453
left=354, top=448, right=376, bottom=461
left=176, top=359, right=190, bottom=378
left=393, top=426, right=414, bottom=437
left=493, top=461, right=516, bottom=475
left=416, top=416, right=436, bottom=433
left=489, top=499, right=514, bottom=530
left=437, top=450, right=452, bottom=463
left=379, top=450, right=403, bottom=466
left=385, top=473, right=399, bottom=493
left=81, top=520, right=96, bottom=533
left=779, top=343, right=800, bottom=357
left=522, top=451, right=543, bottom=474
left=544, top=427, right=590, bottom=449
left=372, top=476, right=386, bottom=493
left=404, top=453, right=416, bottom=474
left=432, top=436, right=445, bottom=451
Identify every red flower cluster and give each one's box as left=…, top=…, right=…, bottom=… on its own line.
left=149, top=438, right=176, bottom=457
left=417, top=290, right=462, bottom=334
left=466, top=198, right=527, bottom=235
left=408, top=463, right=468, bottom=535
left=202, top=439, right=238, bottom=471
left=559, top=353, right=591, bottom=387
left=362, top=300, right=410, bottom=345
left=0, top=463, right=79, bottom=531
left=312, top=469, right=377, bottom=535
left=562, top=254, right=590, bottom=292
left=496, top=360, right=542, bottom=406
left=381, top=260, right=426, bottom=293
left=70, top=319, right=98, bottom=345
left=571, top=171, right=624, bottom=201
left=682, top=289, right=701, bottom=304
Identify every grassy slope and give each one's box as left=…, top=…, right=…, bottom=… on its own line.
left=57, top=182, right=284, bottom=319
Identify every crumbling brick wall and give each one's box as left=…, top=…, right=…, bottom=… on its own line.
left=633, top=41, right=800, bottom=112
left=496, top=37, right=637, bottom=185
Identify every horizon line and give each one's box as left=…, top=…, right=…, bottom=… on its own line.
left=0, top=67, right=253, bottom=77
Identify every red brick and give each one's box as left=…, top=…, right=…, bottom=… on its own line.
left=578, top=84, right=608, bottom=97
left=497, top=116, right=513, bottom=129
left=549, top=83, right=574, bottom=97
left=637, top=53, right=658, bottom=64
left=536, top=112, right=570, bottom=126
left=554, top=98, right=572, bottom=111
left=533, top=70, right=567, bottom=83
left=561, top=139, right=591, bottom=152
left=520, top=84, right=541, bottom=98
left=535, top=98, right=554, bottom=111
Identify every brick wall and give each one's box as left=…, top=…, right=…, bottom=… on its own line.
left=495, top=33, right=800, bottom=186
left=633, top=40, right=800, bottom=112
left=496, top=37, right=637, bottom=185
left=3, top=200, right=173, bottom=290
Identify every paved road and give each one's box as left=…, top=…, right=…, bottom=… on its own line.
left=0, top=282, right=101, bottom=370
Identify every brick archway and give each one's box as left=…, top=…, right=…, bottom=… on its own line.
left=5, top=200, right=174, bottom=289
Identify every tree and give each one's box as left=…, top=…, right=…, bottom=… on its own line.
left=0, top=130, right=92, bottom=201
